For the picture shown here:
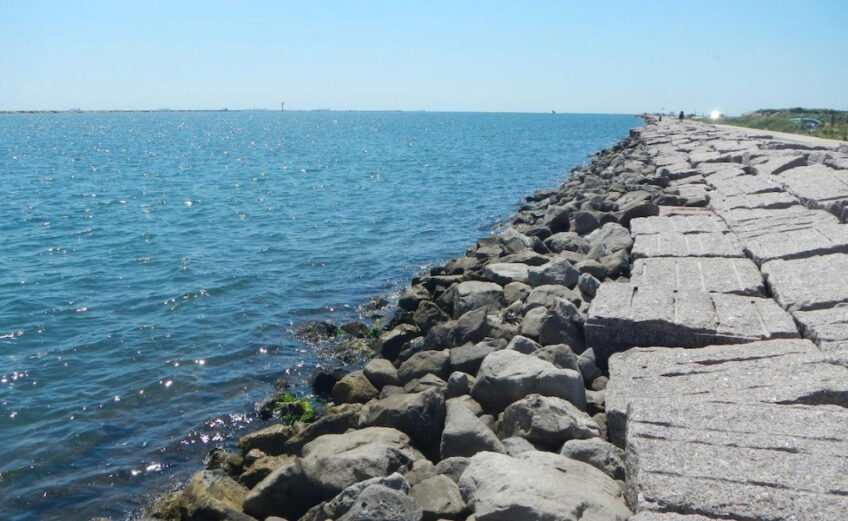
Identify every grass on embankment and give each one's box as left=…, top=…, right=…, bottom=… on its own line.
left=695, top=108, right=848, bottom=141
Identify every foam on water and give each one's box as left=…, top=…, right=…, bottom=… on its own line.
left=0, top=111, right=639, bottom=519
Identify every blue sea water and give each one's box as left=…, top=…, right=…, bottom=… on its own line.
left=0, top=111, right=640, bottom=520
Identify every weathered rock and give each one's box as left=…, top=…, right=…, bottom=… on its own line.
left=631, top=231, right=745, bottom=259
left=338, top=484, right=423, bottom=521
left=403, top=373, right=448, bottom=394
left=560, top=438, right=625, bottom=481
left=572, top=210, right=601, bottom=234
left=400, top=285, right=432, bottom=311
left=163, top=470, right=256, bottom=521
left=522, top=285, right=581, bottom=314
left=499, top=394, right=599, bottom=449
left=585, top=223, right=633, bottom=259
left=471, top=349, right=586, bottom=413
left=237, top=454, right=286, bottom=489
left=459, top=452, right=630, bottom=521
left=503, top=281, right=531, bottom=305
left=501, top=436, right=538, bottom=456
left=527, top=257, right=580, bottom=288
left=761, top=253, right=848, bottom=311
left=403, top=458, right=437, bottom=487
left=532, top=343, right=579, bottom=372
left=433, top=456, right=471, bottom=484
left=424, top=308, right=491, bottom=349
left=363, top=358, right=400, bottom=389
left=630, top=256, right=766, bottom=296
left=538, top=298, right=585, bottom=352
left=449, top=338, right=506, bottom=375
left=332, top=370, right=380, bottom=404
left=447, top=281, right=505, bottom=319
left=545, top=232, right=590, bottom=254
left=243, top=458, right=315, bottom=521
left=310, top=367, right=350, bottom=398
left=413, top=300, right=450, bottom=334
left=409, top=474, right=467, bottom=521
left=238, top=424, right=298, bottom=456
left=506, top=334, right=541, bottom=354
left=359, top=388, right=446, bottom=448
left=300, top=427, right=424, bottom=499
left=483, top=263, right=530, bottom=285
left=577, top=348, right=602, bottom=383
left=519, top=306, right=548, bottom=339
left=378, top=324, right=421, bottom=360
left=577, top=272, right=601, bottom=297
left=283, top=410, right=361, bottom=454
left=440, top=398, right=505, bottom=458
left=575, top=259, right=607, bottom=280
left=398, top=350, right=451, bottom=384
left=298, top=473, right=412, bottom=521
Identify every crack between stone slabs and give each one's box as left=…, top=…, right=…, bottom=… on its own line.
left=774, top=390, right=848, bottom=409
left=691, top=352, right=789, bottom=366
left=634, top=433, right=805, bottom=454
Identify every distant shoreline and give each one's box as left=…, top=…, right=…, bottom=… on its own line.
left=0, top=109, right=633, bottom=116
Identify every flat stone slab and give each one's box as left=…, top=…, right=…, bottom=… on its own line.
left=777, top=164, right=848, bottom=204
left=710, top=191, right=798, bottom=211
left=585, top=284, right=799, bottom=363
left=740, top=223, right=848, bottom=263
left=716, top=206, right=839, bottom=240
left=794, top=304, right=848, bottom=353
left=626, top=400, right=848, bottom=521
left=630, top=214, right=728, bottom=235
left=707, top=173, right=782, bottom=197
left=631, top=232, right=744, bottom=259
left=630, top=257, right=765, bottom=296
left=762, top=253, right=848, bottom=311
left=750, top=153, right=806, bottom=176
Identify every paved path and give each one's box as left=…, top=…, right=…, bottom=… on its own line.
left=591, top=120, right=848, bottom=520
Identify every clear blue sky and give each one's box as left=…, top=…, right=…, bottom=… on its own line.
left=1, top=0, right=846, bottom=115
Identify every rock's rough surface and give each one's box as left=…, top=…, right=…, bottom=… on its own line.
left=440, top=398, right=505, bottom=458
left=499, top=394, right=599, bottom=449
left=630, top=257, right=765, bottom=296
left=459, top=451, right=630, bottom=521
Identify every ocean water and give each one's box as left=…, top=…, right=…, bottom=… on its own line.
left=0, top=111, right=640, bottom=520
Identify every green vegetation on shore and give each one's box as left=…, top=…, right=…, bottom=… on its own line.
left=699, top=108, right=848, bottom=141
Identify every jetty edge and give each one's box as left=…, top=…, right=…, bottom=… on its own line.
left=142, top=118, right=848, bottom=521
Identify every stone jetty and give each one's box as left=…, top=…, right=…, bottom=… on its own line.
left=144, top=119, right=848, bottom=521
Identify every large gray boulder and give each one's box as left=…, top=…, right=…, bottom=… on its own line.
left=243, top=458, right=315, bottom=521
left=560, top=438, right=625, bottom=481
left=499, top=394, right=600, bottom=449
left=300, top=427, right=424, bottom=498
left=398, top=350, right=451, bottom=384
left=338, top=484, right=423, bottom=521
left=359, top=388, right=446, bottom=448
left=459, top=451, right=630, bottom=521
left=545, top=232, right=591, bottom=254
left=299, top=473, right=412, bottom=521
left=446, top=281, right=504, bottom=319
left=522, top=285, right=581, bottom=314
left=424, top=308, right=491, bottom=349
left=363, top=358, right=400, bottom=389
left=168, top=470, right=256, bottom=521
left=538, top=298, right=585, bottom=352
left=332, top=370, right=380, bottom=404
left=409, top=474, right=467, bottom=521
left=378, top=324, right=421, bottom=360
left=585, top=223, right=633, bottom=259
left=471, top=350, right=586, bottom=413
left=527, top=257, right=580, bottom=288
left=413, top=300, right=450, bottom=334
left=440, top=398, right=505, bottom=459
left=449, top=338, right=507, bottom=374
left=484, top=263, right=530, bottom=285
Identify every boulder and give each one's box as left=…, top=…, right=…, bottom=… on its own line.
left=506, top=335, right=541, bottom=354
left=424, top=308, right=491, bottom=349
left=299, top=473, right=412, bottom=521
left=527, top=257, right=580, bottom=288
left=483, top=263, right=530, bottom=285
left=575, top=259, right=607, bottom=280
left=332, top=370, right=380, bottom=404
left=399, top=285, right=432, bottom=312
left=403, top=458, right=437, bottom=486
left=578, top=272, right=601, bottom=297
left=433, top=457, right=471, bottom=484
left=173, top=470, right=256, bottom=521
left=243, top=458, right=315, bottom=521
left=543, top=205, right=572, bottom=233
left=501, top=436, right=537, bottom=456
left=577, top=348, right=602, bottom=383
left=378, top=324, right=421, bottom=360
left=572, top=210, right=601, bottom=234
left=440, top=398, right=506, bottom=459
left=471, top=350, right=586, bottom=413
left=459, top=452, right=630, bottom=521
left=338, top=484, right=423, bottom=521
left=449, top=338, right=507, bottom=374
left=403, top=373, right=448, bottom=394
left=363, top=358, right=400, bottom=389
left=533, top=343, right=579, bottom=371
left=398, top=350, right=451, bottom=384
left=522, top=285, right=581, bottom=314
left=300, top=427, right=424, bottom=499
left=238, top=453, right=285, bottom=489
left=282, top=409, right=361, bottom=454
left=310, top=367, right=350, bottom=398
left=238, top=424, right=297, bottom=456
left=499, top=394, right=600, bottom=449
left=519, top=306, right=548, bottom=339
left=446, top=371, right=474, bottom=398
left=585, top=223, right=633, bottom=259
left=359, top=388, right=446, bottom=448
left=560, top=438, right=625, bottom=481
left=409, top=474, right=467, bottom=521
left=538, top=298, right=585, bottom=352
left=545, top=232, right=591, bottom=254
left=413, top=300, right=450, bottom=334
left=503, top=281, right=531, bottom=305
left=448, top=281, right=505, bottom=319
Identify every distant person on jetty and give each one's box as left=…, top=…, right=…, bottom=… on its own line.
left=678, top=111, right=684, bottom=121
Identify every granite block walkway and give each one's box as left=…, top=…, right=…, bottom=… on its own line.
left=592, top=120, right=848, bottom=520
